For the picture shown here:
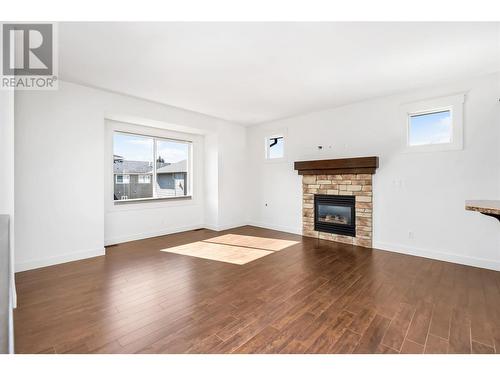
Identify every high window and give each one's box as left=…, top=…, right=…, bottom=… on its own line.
left=408, top=110, right=452, bottom=146
left=113, top=132, right=191, bottom=201
left=265, top=135, right=284, bottom=159
left=402, top=93, right=464, bottom=152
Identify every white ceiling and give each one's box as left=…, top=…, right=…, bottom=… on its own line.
left=59, top=22, right=500, bottom=125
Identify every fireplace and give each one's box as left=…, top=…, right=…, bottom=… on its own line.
left=314, top=194, right=356, bottom=237
left=295, top=157, right=378, bottom=248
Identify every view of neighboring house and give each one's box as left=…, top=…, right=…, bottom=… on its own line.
left=156, top=160, right=188, bottom=197
left=113, top=155, right=187, bottom=200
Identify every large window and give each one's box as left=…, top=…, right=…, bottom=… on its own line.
left=113, top=132, right=191, bottom=201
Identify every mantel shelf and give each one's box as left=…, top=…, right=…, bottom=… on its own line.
left=294, top=156, right=379, bottom=175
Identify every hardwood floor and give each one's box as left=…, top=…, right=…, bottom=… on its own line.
left=14, top=226, right=500, bottom=354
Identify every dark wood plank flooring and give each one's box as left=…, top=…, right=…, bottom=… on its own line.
left=14, top=226, right=500, bottom=354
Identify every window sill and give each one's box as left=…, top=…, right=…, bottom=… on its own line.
left=114, top=196, right=192, bottom=204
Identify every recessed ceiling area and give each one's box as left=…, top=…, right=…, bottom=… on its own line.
left=59, top=22, right=500, bottom=125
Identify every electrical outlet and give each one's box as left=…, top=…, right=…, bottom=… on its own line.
left=408, top=231, right=414, bottom=240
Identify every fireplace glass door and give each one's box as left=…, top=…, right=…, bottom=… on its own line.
left=314, top=195, right=355, bottom=236
left=317, top=204, right=352, bottom=226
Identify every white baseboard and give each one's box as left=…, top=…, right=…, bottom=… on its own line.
left=245, top=222, right=500, bottom=271
left=15, top=247, right=105, bottom=273
left=104, top=223, right=205, bottom=246
left=373, top=241, right=500, bottom=272
left=247, top=221, right=302, bottom=236
left=107, top=222, right=250, bottom=246
left=108, top=221, right=294, bottom=247
left=16, top=226, right=499, bottom=273
left=204, top=222, right=249, bottom=232
left=16, top=222, right=245, bottom=272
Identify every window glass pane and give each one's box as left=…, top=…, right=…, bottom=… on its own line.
left=113, top=133, right=153, bottom=200
left=156, top=140, right=189, bottom=197
left=268, top=136, right=284, bottom=159
left=409, top=110, right=452, bottom=146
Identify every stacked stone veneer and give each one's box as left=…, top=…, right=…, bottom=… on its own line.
left=302, top=173, right=373, bottom=248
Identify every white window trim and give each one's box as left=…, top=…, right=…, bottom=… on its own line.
left=264, top=133, right=285, bottom=161
left=401, top=93, right=465, bottom=153
left=115, top=174, right=130, bottom=184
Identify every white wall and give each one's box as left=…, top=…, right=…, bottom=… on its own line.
left=0, top=89, right=15, bottom=353
left=14, top=81, right=247, bottom=271
left=0, top=90, right=15, bottom=274
left=247, top=73, right=500, bottom=270
left=217, top=124, right=249, bottom=229
left=203, top=132, right=220, bottom=229
left=0, top=90, right=15, bottom=219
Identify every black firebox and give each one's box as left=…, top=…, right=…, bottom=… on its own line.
left=314, top=194, right=355, bottom=237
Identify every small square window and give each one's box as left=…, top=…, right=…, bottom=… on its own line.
left=408, top=109, right=452, bottom=146
left=402, top=93, right=464, bottom=152
left=266, top=135, right=284, bottom=159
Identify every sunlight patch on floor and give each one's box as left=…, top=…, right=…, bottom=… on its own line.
left=161, top=234, right=299, bottom=265
left=203, top=234, right=299, bottom=251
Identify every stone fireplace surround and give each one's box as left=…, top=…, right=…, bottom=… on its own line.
left=294, top=157, right=379, bottom=248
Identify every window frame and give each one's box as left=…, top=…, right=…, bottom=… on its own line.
left=401, top=93, right=465, bottom=153
left=112, top=130, right=193, bottom=203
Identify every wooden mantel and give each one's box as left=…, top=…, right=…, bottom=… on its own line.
left=294, top=156, right=379, bottom=175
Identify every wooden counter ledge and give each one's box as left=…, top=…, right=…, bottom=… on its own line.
left=465, top=200, right=500, bottom=221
